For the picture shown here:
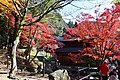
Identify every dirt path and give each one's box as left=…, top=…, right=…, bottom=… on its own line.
left=0, top=49, right=49, bottom=80
left=0, top=68, right=49, bottom=80
left=0, top=63, right=49, bottom=80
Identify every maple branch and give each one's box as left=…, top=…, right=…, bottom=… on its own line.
left=28, top=24, right=32, bottom=44
left=109, top=42, right=116, bottom=51
left=92, top=41, right=98, bottom=55
left=18, top=0, right=26, bottom=8
left=28, top=1, right=49, bottom=18
left=93, top=39, right=102, bottom=58
left=70, top=0, right=107, bottom=10
left=28, top=0, right=46, bottom=9
left=27, top=25, right=39, bottom=60
left=12, top=0, right=22, bottom=17
left=22, top=0, right=73, bottom=26
left=23, top=2, right=58, bottom=26
left=22, top=0, right=29, bottom=20
left=70, top=3, right=96, bottom=10
left=100, top=41, right=103, bottom=56
left=103, top=40, right=107, bottom=54
left=56, top=0, right=73, bottom=9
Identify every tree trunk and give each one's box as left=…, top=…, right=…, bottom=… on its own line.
left=9, top=32, right=21, bottom=77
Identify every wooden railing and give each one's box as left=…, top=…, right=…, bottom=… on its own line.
left=78, top=66, right=90, bottom=80
left=78, top=66, right=100, bottom=80
left=61, top=65, right=100, bottom=80
left=37, top=56, right=100, bottom=80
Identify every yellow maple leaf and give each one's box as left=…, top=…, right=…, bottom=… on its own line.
left=0, top=0, right=22, bottom=15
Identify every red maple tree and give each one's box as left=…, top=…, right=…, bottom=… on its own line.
left=64, top=4, right=120, bottom=66
left=20, top=14, right=57, bottom=58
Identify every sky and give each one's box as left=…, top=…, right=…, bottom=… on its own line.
left=59, top=0, right=113, bottom=23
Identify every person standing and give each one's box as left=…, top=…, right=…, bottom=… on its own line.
left=116, top=60, right=120, bottom=80
left=109, top=68, right=118, bottom=80
left=99, top=61, right=110, bottom=80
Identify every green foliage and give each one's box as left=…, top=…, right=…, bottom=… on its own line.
left=41, top=11, right=68, bottom=36
left=67, top=21, right=74, bottom=28
left=112, top=0, right=120, bottom=4
left=28, top=0, right=60, bottom=17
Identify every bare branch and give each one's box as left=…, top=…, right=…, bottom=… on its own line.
left=55, top=0, right=74, bottom=9
left=23, top=0, right=73, bottom=26
left=18, top=0, right=26, bottom=7
left=22, top=0, right=29, bottom=19
left=12, top=0, right=22, bottom=17
left=28, top=0, right=46, bottom=9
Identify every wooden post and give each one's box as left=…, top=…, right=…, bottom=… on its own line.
left=42, top=58, right=45, bottom=77
left=88, top=64, right=90, bottom=80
